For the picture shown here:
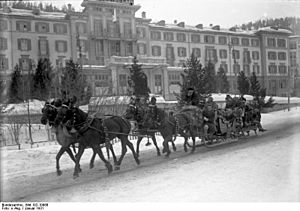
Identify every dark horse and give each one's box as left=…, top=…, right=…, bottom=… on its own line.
left=40, top=100, right=97, bottom=176
left=144, top=107, right=203, bottom=157
left=55, top=106, right=140, bottom=178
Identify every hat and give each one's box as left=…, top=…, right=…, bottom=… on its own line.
left=188, top=87, right=194, bottom=91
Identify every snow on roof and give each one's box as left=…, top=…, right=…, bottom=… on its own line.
left=255, top=27, right=292, bottom=34
left=0, top=7, right=66, bottom=20
left=149, top=22, right=257, bottom=36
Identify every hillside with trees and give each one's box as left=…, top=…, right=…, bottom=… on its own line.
left=236, top=17, right=300, bottom=35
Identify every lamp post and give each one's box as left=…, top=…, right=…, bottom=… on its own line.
left=27, top=59, right=35, bottom=148
left=228, top=38, right=236, bottom=94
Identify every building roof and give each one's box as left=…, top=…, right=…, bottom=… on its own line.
left=255, top=26, right=293, bottom=35
left=0, top=7, right=67, bottom=20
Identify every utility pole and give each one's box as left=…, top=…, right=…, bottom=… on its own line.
left=288, top=66, right=291, bottom=111
left=27, top=59, right=35, bottom=148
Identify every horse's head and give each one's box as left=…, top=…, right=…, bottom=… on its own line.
left=54, top=104, right=71, bottom=126
left=41, top=101, right=58, bottom=126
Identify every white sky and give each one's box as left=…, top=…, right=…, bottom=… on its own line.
left=46, top=0, right=300, bottom=27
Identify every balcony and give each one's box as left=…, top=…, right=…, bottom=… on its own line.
left=110, top=56, right=166, bottom=65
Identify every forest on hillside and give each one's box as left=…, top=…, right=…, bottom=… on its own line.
left=236, top=17, right=300, bottom=35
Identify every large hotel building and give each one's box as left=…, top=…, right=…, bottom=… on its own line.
left=1, top=0, right=300, bottom=100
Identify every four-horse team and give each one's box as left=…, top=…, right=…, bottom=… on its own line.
left=41, top=90, right=266, bottom=178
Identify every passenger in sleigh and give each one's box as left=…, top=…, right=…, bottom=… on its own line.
left=203, top=104, right=217, bottom=139
left=148, top=96, right=161, bottom=128
left=183, top=87, right=199, bottom=107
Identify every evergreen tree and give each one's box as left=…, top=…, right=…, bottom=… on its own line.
left=177, top=53, right=209, bottom=105
left=237, top=71, right=250, bottom=95
left=216, top=67, right=230, bottom=93
left=249, top=72, right=261, bottom=99
left=32, top=58, right=53, bottom=100
left=8, top=64, right=23, bottom=103
left=202, top=62, right=217, bottom=93
left=61, top=59, right=92, bottom=105
left=128, top=57, right=150, bottom=98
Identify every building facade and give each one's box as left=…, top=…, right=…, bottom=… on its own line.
left=0, top=0, right=297, bottom=100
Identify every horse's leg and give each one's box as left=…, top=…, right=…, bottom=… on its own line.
left=73, top=145, right=85, bottom=179
left=71, top=143, right=76, bottom=154
left=93, top=144, right=113, bottom=174
left=136, top=136, right=143, bottom=158
left=125, top=139, right=140, bottom=165
left=162, top=136, right=172, bottom=158
left=109, top=143, right=118, bottom=167
left=171, top=136, right=177, bottom=152
left=151, top=133, right=161, bottom=156
left=89, top=149, right=97, bottom=169
left=190, top=131, right=196, bottom=153
left=56, top=147, right=66, bottom=176
left=114, top=136, right=128, bottom=171
left=65, top=147, right=82, bottom=173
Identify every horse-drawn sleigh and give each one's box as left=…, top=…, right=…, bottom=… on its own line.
left=40, top=95, right=265, bottom=178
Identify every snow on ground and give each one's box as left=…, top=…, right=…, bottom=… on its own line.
left=1, top=107, right=300, bottom=202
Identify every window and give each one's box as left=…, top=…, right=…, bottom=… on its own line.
left=232, top=50, right=240, bottom=59
left=290, top=41, right=297, bottom=49
left=268, top=64, right=277, bottom=74
left=168, top=72, right=181, bottom=85
left=137, top=27, right=146, bottom=39
left=35, top=22, right=49, bottom=33
left=119, top=74, right=127, bottom=87
left=278, top=52, right=286, bottom=60
left=220, top=63, right=228, bottom=73
left=94, top=20, right=103, bottom=36
left=243, top=51, right=251, bottom=64
left=125, top=42, right=133, bottom=56
left=154, top=74, right=162, bottom=94
left=0, top=55, right=8, bottom=71
left=19, top=56, right=30, bottom=71
left=110, top=41, right=120, bottom=56
left=278, top=65, right=287, bottom=74
left=253, top=64, right=260, bottom=74
left=231, top=37, right=239, bottom=45
left=191, top=34, right=200, bottom=43
left=252, top=51, right=259, bottom=60
left=152, top=46, right=161, bottom=56
left=219, top=49, right=227, bottom=59
left=177, top=33, right=186, bottom=42
left=280, top=80, right=287, bottom=89
left=290, top=52, right=297, bottom=67
left=38, top=39, right=48, bottom=56
left=137, top=43, right=147, bottom=55
left=205, top=48, right=217, bottom=62
left=54, top=23, right=67, bottom=34
left=192, top=48, right=201, bottom=58
left=0, top=37, right=7, bottom=50
left=55, top=41, right=67, bottom=53
left=268, top=51, right=277, bottom=60
left=218, top=36, right=227, bottom=45
left=251, top=39, right=259, bottom=47
left=76, top=22, right=87, bottom=34
left=151, top=31, right=161, bottom=40
left=267, top=38, right=276, bottom=47
left=243, top=64, right=250, bottom=75
left=0, top=20, right=8, bottom=31
left=166, top=46, right=175, bottom=59
left=241, top=38, right=249, bottom=46
left=277, top=39, right=286, bottom=48
left=164, top=32, right=174, bottom=41
left=107, top=20, right=120, bottom=37
left=204, top=35, right=215, bottom=44
left=18, top=39, right=31, bottom=51
left=78, top=40, right=88, bottom=52
left=95, top=40, right=103, bottom=57
left=233, top=63, right=240, bottom=74
left=124, top=22, right=132, bottom=37
left=95, top=74, right=109, bottom=87
left=16, top=21, right=31, bottom=32
left=178, top=47, right=187, bottom=57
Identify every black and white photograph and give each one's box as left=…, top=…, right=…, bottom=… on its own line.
left=0, top=0, right=300, bottom=205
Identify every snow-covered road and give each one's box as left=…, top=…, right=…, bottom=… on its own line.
left=1, top=108, right=300, bottom=202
